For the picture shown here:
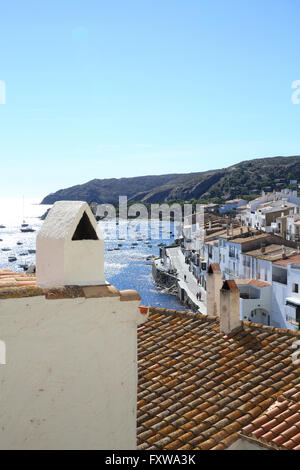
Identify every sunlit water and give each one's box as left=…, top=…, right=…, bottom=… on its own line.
left=0, top=198, right=184, bottom=310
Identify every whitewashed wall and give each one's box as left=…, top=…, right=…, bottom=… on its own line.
left=0, top=294, right=145, bottom=450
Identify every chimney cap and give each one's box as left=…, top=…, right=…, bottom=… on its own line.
left=38, top=201, right=103, bottom=241
left=221, top=279, right=239, bottom=291
left=207, top=263, right=221, bottom=274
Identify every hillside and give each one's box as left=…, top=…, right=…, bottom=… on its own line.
left=41, top=155, right=300, bottom=205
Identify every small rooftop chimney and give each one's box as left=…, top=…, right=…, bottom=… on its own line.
left=261, top=244, right=266, bottom=253
left=206, top=263, right=222, bottom=317
left=36, top=201, right=105, bottom=288
left=220, top=280, right=241, bottom=335
left=282, top=245, right=287, bottom=259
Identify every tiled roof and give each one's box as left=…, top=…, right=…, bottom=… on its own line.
left=273, top=254, right=300, bottom=267
left=230, top=233, right=269, bottom=245
left=240, top=385, right=300, bottom=450
left=221, top=227, right=257, bottom=240
left=0, top=269, right=140, bottom=301
left=0, top=269, right=42, bottom=298
left=137, top=308, right=300, bottom=450
left=235, top=279, right=271, bottom=288
left=245, top=244, right=298, bottom=262
left=225, top=199, right=245, bottom=204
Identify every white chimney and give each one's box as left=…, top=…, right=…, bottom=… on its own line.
left=36, top=201, right=105, bottom=288
left=206, top=263, right=222, bottom=316
left=220, top=280, right=241, bottom=335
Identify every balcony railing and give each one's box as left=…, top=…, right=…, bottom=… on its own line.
left=286, top=315, right=299, bottom=326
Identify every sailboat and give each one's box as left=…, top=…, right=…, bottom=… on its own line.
left=20, top=222, right=35, bottom=233
left=20, top=197, right=35, bottom=233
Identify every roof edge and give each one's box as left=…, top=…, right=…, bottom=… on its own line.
left=242, top=320, right=300, bottom=338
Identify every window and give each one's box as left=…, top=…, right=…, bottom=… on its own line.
left=229, top=246, right=235, bottom=258
left=292, top=283, right=299, bottom=293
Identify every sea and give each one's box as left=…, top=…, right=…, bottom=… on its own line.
left=0, top=198, right=185, bottom=310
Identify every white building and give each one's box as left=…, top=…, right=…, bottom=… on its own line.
left=272, top=254, right=300, bottom=330
left=201, top=231, right=300, bottom=330
left=219, top=198, right=247, bottom=214
left=241, top=189, right=300, bottom=233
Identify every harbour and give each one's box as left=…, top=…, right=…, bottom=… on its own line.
left=0, top=198, right=186, bottom=311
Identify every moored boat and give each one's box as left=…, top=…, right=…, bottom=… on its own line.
left=20, top=226, right=35, bottom=233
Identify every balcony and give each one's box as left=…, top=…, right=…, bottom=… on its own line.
left=286, top=315, right=299, bottom=327
left=272, top=266, right=287, bottom=285
left=239, top=286, right=261, bottom=300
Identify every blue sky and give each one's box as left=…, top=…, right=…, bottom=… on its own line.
left=0, top=0, right=300, bottom=198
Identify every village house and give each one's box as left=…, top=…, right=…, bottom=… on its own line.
left=270, top=212, right=300, bottom=242
left=219, top=198, right=247, bottom=214
left=177, top=210, right=300, bottom=330
left=241, top=189, right=300, bottom=234
left=201, top=231, right=300, bottom=330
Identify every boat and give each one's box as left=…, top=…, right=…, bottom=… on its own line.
left=16, top=241, right=23, bottom=245
left=20, top=226, right=35, bottom=233
left=132, top=242, right=138, bottom=246
left=28, top=249, right=36, bottom=254
left=1, top=247, right=11, bottom=251
left=19, top=252, right=28, bottom=256
left=20, top=203, right=35, bottom=231
left=0, top=224, right=5, bottom=229
left=8, top=255, right=17, bottom=262
left=19, top=264, right=29, bottom=271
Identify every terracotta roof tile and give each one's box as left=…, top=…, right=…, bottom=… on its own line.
left=0, top=270, right=139, bottom=301
left=137, top=307, right=300, bottom=450
left=240, top=387, right=300, bottom=450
